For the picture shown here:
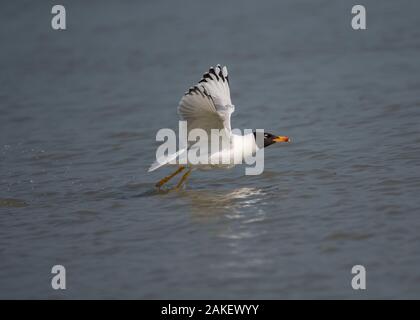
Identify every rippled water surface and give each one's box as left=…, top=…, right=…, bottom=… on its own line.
left=1, top=0, right=420, bottom=298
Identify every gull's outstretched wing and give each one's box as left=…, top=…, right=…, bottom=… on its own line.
left=148, top=65, right=234, bottom=172
left=178, top=65, right=235, bottom=135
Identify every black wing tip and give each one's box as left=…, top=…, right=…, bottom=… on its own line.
left=209, top=67, right=220, bottom=81
left=199, top=73, right=212, bottom=83
left=186, top=65, right=229, bottom=94
left=200, top=64, right=228, bottom=83
left=185, top=86, right=197, bottom=95
left=185, top=85, right=209, bottom=98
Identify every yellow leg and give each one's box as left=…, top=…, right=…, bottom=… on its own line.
left=175, top=168, right=192, bottom=189
left=155, top=166, right=185, bottom=188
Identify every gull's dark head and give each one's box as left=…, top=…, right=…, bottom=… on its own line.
left=253, top=131, right=290, bottom=148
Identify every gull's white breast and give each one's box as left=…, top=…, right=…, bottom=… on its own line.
left=191, top=133, right=257, bottom=170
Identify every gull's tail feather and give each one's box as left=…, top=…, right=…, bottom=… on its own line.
left=148, top=148, right=186, bottom=172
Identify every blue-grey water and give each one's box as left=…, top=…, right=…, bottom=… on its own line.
left=1, top=0, right=420, bottom=299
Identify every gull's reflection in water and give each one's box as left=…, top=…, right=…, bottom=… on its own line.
left=179, top=187, right=268, bottom=223
left=180, top=187, right=270, bottom=270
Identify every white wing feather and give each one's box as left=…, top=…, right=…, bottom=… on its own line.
left=178, top=65, right=235, bottom=134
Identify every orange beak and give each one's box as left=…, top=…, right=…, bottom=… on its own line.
left=273, top=136, right=290, bottom=143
